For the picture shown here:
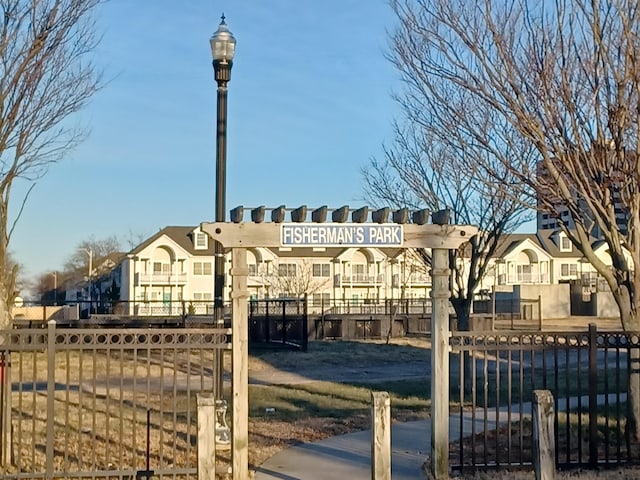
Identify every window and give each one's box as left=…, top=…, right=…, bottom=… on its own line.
left=312, top=292, right=330, bottom=306
left=153, top=262, right=170, bottom=274
left=561, top=264, right=578, bottom=277
left=193, top=292, right=213, bottom=301
left=517, top=264, right=532, bottom=282
left=248, top=263, right=257, bottom=276
left=278, top=263, right=296, bottom=277
left=560, top=235, right=571, bottom=252
left=194, top=232, right=208, bottom=250
left=193, top=261, right=212, bottom=275
left=312, top=263, right=330, bottom=277
left=352, top=264, right=366, bottom=275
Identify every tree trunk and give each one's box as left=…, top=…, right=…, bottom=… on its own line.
left=0, top=295, right=10, bottom=465
left=609, top=286, right=640, bottom=443
left=628, top=347, right=640, bottom=443
left=451, top=297, right=473, bottom=398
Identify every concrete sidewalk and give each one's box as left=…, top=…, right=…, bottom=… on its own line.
left=255, top=420, right=430, bottom=480
left=254, top=413, right=504, bottom=480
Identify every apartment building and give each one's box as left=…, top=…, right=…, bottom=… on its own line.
left=79, top=222, right=630, bottom=318
left=115, top=225, right=432, bottom=315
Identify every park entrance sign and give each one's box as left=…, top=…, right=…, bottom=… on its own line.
left=200, top=208, right=477, bottom=480
left=280, top=223, right=403, bottom=247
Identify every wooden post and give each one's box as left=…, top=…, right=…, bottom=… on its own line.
left=231, top=248, right=249, bottom=480
left=431, top=247, right=450, bottom=479
left=371, top=391, right=391, bottom=480
left=199, top=220, right=478, bottom=480
left=532, top=390, right=556, bottom=480
left=197, top=393, right=216, bottom=480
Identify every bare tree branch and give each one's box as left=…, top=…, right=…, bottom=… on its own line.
left=387, top=0, right=640, bottom=440
left=0, top=0, right=102, bottom=327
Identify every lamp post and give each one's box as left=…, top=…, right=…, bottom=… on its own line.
left=83, top=248, right=93, bottom=315
left=50, top=272, right=57, bottom=306
left=210, top=16, right=235, bottom=326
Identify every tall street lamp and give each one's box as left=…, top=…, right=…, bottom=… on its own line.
left=83, top=248, right=93, bottom=315
left=50, top=272, right=57, bottom=306
left=209, top=13, right=236, bottom=444
left=210, top=15, right=236, bottom=326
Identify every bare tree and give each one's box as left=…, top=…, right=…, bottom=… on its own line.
left=33, top=270, right=56, bottom=304
left=269, top=260, right=331, bottom=299
left=64, top=235, right=122, bottom=277
left=388, top=0, right=640, bottom=440
left=364, top=107, right=532, bottom=333
left=0, top=0, right=102, bottom=328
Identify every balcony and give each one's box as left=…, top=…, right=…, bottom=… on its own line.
left=498, top=273, right=550, bottom=285
left=392, top=273, right=432, bottom=288
left=137, top=272, right=188, bottom=284
left=339, top=274, right=384, bottom=285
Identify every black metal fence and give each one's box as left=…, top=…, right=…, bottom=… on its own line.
left=248, top=298, right=308, bottom=351
left=450, top=324, right=640, bottom=471
left=0, top=322, right=229, bottom=479
left=310, top=297, right=432, bottom=316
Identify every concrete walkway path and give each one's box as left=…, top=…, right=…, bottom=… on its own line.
left=254, top=412, right=504, bottom=480
left=255, top=420, right=430, bottom=480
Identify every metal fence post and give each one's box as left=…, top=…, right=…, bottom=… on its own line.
left=303, top=294, right=309, bottom=352
left=0, top=347, right=11, bottom=467
left=588, top=323, right=598, bottom=468
left=46, top=320, right=56, bottom=479
left=538, top=295, right=543, bottom=330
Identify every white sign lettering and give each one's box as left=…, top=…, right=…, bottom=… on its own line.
left=281, top=224, right=403, bottom=247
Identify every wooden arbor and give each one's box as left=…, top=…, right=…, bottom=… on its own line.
left=201, top=210, right=477, bottom=479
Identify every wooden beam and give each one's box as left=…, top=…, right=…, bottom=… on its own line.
left=200, top=222, right=477, bottom=249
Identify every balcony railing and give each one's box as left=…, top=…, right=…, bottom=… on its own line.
left=391, top=273, right=432, bottom=288
left=498, top=273, right=550, bottom=285
left=137, top=273, right=188, bottom=284
left=309, top=297, right=433, bottom=315
left=339, top=274, right=384, bottom=285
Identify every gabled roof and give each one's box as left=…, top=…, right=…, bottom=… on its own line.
left=128, top=226, right=215, bottom=257
left=536, top=228, right=586, bottom=258
left=492, top=233, right=540, bottom=258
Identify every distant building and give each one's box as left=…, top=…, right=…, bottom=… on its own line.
left=71, top=221, right=630, bottom=320
left=112, top=226, right=432, bottom=316
left=536, top=151, right=629, bottom=236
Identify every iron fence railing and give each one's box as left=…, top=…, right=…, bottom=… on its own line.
left=0, top=322, right=230, bottom=480
left=450, top=324, right=640, bottom=472
left=312, top=297, right=432, bottom=316
left=248, top=299, right=308, bottom=351
left=18, top=298, right=434, bottom=324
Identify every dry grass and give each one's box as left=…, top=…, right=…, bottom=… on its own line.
left=247, top=337, right=640, bottom=479
left=5, top=333, right=640, bottom=479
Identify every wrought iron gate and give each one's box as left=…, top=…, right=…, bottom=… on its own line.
left=0, top=321, right=229, bottom=479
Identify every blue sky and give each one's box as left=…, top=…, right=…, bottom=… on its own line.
left=12, top=0, right=402, bottom=282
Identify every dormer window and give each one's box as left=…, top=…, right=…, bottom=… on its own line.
left=194, top=231, right=208, bottom=250
left=559, top=233, right=571, bottom=252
